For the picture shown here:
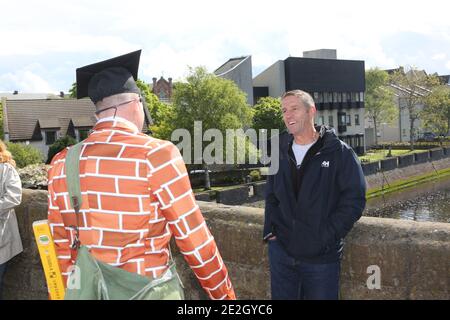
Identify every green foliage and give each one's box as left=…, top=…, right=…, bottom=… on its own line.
left=149, top=102, right=177, bottom=140
left=252, top=97, right=284, bottom=134
left=249, top=169, right=262, bottom=182
left=136, top=79, right=170, bottom=133
left=0, top=102, right=3, bottom=140
left=47, top=135, right=77, bottom=164
left=6, top=142, right=43, bottom=168
left=375, top=141, right=449, bottom=148
left=390, top=67, right=441, bottom=149
left=172, top=66, right=254, bottom=163
left=422, top=85, right=450, bottom=136
left=365, top=68, right=397, bottom=145
left=173, top=67, right=252, bottom=130
left=69, top=82, right=77, bottom=98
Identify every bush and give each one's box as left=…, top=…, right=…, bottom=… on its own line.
left=249, top=169, right=262, bottom=182
left=47, top=136, right=77, bottom=164
left=375, top=142, right=447, bottom=149
left=6, top=142, right=43, bottom=168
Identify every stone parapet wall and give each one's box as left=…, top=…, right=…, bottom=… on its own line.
left=3, top=190, right=449, bottom=300
left=365, top=157, right=450, bottom=190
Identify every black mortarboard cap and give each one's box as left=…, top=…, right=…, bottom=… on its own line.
left=76, top=50, right=142, bottom=103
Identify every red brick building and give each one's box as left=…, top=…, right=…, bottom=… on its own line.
left=152, top=76, right=173, bottom=103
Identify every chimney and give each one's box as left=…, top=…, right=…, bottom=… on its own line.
left=168, top=78, right=173, bottom=97
left=152, top=77, right=157, bottom=93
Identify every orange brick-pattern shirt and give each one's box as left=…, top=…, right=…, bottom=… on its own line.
left=47, top=117, right=236, bottom=300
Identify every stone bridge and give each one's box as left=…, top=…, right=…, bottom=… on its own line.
left=3, top=189, right=449, bottom=300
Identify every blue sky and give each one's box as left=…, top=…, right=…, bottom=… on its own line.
left=0, top=0, right=449, bottom=93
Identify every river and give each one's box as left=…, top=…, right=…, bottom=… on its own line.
left=364, top=176, right=450, bottom=223
left=244, top=176, right=450, bottom=223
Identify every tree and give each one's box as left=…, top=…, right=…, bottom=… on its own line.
left=422, top=85, right=450, bottom=140
left=6, top=142, right=43, bottom=168
left=69, top=82, right=77, bottom=98
left=365, top=68, right=397, bottom=145
left=47, top=135, right=77, bottom=164
left=149, top=102, right=176, bottom=140
left=172, top=66, right=254, bottom=189
left=0, top=101, right=4, bottom=140
left=135, top=79, right=167, bottom=128
left=252, top=97, right=284, bottom=134
left=390, top=67, right=440, bottom=150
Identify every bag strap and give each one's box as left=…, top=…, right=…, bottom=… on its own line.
left=66, top=141, right=84, bottom=250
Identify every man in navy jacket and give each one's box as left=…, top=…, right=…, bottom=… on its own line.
left=263, top=90, right=366, bottom=300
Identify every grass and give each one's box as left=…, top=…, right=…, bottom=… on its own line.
left=359, top=149, right=425, bottom=163
left=366, top=167, right=450, bottom=199
left=193, top=185, right=242, bottom=193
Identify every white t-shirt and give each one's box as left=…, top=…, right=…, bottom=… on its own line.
left=292, top=141, right=316, bottom=167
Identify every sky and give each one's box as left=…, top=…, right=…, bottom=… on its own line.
left=0, top=0, right=449, bottom=93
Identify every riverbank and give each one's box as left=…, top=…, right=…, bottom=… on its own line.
left=366, top=167, right=450, bottom=199
left=365, top=176, right=450, bottom=223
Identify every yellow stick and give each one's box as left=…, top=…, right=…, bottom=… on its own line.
left=33, top=220, right=65, bottom=300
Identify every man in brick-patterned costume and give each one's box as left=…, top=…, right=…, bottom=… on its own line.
left=47, top=50, right=236, bottom=300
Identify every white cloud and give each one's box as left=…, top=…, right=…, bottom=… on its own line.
left=0, top=0, right=449, bottom=90
left=432, top=53, right=447, bottom=61
left=445, top=61, right=450, bottom=71
left=0, top=31, right=138, bottom=57
left=0, top=69, right=55, bottom=93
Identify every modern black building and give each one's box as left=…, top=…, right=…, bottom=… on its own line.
left=253, top=50, right=366, bottom=154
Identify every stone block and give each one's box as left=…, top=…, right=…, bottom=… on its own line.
left=380, top=157, right=398, bottom=171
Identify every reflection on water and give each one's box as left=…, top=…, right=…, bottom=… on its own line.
left=242, top=175, right=450, bottom=223
left=365, top=176, right=450, bottom=223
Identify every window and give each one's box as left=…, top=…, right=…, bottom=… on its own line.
left=355, top=114, right=360, bottom=126
left=313, top=92, right=319, bottom=102
left=346, top=92, right=352, bottom=103
left=318, top=92, right=323, bottom=103
left=45, top=131, right=57, bottom=145
left=351, top=92, right=358, bottom=102
left=338, top=113, right=346, bottom=125
left=318, top=116, right=325, bottom=125
left=359, top=92, right=364, bottom=102
left=328, top=115, right=334, bottom=127
left=346, top=115, right=351, bottom=126
left=333, top=92, right=338, bottom=103
left=337, top=92, right=342, bottom=103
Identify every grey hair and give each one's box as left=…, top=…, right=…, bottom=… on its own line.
left=281, top=90, right=315, bottom=109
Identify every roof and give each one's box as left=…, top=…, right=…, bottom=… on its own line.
left=438, top=75, right=450, bottom=85
left=37, top=118, right=61, bottom=128
left=71, top=116, right=96, bottom=127
left=214, top=56, right=250, bottom=76
left=0, top=92, right=64, bottom=100
left=384, top=67, right=404, bottom=75
left=3, top=99, right=96, bottom=141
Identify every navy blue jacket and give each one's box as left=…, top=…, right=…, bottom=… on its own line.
left=263, top=126, right=366, bottom=263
